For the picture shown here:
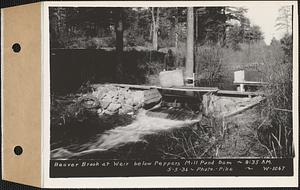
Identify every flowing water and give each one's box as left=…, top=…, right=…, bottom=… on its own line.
left=51, top=109, right=200, bottom=160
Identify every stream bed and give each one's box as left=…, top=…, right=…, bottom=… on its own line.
left=50, top=88, right=270, bottom=160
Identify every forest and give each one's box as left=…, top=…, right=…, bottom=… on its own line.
left=49, top=6, right=293, bottom=159
left=50, top=6, right=291, bottom=87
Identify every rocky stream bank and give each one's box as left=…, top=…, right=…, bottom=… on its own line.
left=51, top=84, right=271, bottom=159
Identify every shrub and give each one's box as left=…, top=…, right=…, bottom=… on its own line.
left=194, top=44, right=224, bottom=86
left=259, top=35, right=293, bottom=157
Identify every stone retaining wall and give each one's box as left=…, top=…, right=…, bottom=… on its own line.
left=91, top=85, right=145, bottom=115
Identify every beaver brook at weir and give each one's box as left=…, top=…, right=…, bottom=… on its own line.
left=50, top=84, right=273, bottom=160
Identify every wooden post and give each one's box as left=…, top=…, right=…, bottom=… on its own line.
left=186, top=7, right=194, bottom=79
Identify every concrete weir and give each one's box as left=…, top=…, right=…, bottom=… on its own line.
left=91, top=83, right=265, bottom=120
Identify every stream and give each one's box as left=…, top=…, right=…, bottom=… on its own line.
left=51, top=109, right=201, bottom=160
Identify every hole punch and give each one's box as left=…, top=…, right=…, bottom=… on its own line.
left=14, top=146, right=23, bottom=156
left=12, top=43, right=21, bottom=53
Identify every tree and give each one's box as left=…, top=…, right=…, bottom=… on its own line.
left=226, top=24, right=243, bottom=50
left=151, top=7, right=160, bottom=50
left=194, top=7, right=248, bottom=46
left=270, top=37, right=280, bottom=47
left=275, top=6, right=292, bottom=35
left=244, top=25, right=264, bottom=43
left=228, top=7, right=250, bottom=42
left=224, top=7, right=251, bottom=48
left=225, top=22, right=264, bottom=50
left=115, top=8, right=124, bottom=53
left=186, top=7, right=194, bottom=78
left=280, top=34, right=292, bottom=64
left=195, top=7, right=227, bottom=45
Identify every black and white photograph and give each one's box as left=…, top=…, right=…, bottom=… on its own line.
left=47, top=2, right=295, bottom=179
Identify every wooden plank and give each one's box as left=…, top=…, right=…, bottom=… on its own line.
left=224, top=97, right=265, bottom=118
left=92, top=83, right=155, bottom=90
left=162, top=93, right=199, bottom=99
left=113, top=83, right=157, bottom=89
left=93, top=83, right=218, bottom=92
left=233, top=81, right=268, bottom=85
left=159, top=86, right=218, bottom=92
left=217, top=90, right=264, bottom=96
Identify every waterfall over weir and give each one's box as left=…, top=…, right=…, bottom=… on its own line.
left=51, top=109, right=200, bottom=160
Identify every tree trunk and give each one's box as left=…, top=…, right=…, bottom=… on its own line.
left=175, top=32, right=178, bottom=49
left=153, top=27, right=158, bottom=50
left=186, top=7, right=194, bottom=78
left=175, top=8, right=178, bottom=49
left=151, top=7, right=159, bottom=50
left=115, top=8, right=123, bottom=53
left=149, top=23, right=153, bottom=41
left=115, top=8, right=124, bottom=81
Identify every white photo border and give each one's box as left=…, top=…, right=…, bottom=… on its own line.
left=42, top=1, right=299, bottom=188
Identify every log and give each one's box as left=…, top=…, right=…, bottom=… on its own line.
left=224, top=97, right=265, bottom=118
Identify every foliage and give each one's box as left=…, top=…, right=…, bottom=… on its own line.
left=193, top=34, right=293, bottom=158
left=259, top=34, right=293, bottom=157
left=225, top=24, right=243, bottom=50
left=50, top=6, right=251, bottom=49
left=226, top=23, right=264, bottom=50
left=195, top=7, right=227, bottom=45
left=244, top=25, right=264, bottom=43
left=195, top=44, right=224, bottom=86
left=280, top=34, right=293, bottom=63
left=275, top=6, right=292, bottom=34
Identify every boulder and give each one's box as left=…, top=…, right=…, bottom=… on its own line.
left=102, top=110, right=114, bottom=115
left=125, top=98, right=134, bottom=106
left=107, top=103, right=122, bottom=113
left=118, top=105, right=133, bottom=114
left=132, top=91, right=144, bottom=106
left=117, top=95, right=125, bottom=104
left=100, top=101, right=111, bottom=109
left=91, top=84, right=146, bottom=115
left=97, top=108, right=103, bottom=116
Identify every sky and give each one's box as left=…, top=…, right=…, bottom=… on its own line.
left=244, top=5, right=287, bottom=45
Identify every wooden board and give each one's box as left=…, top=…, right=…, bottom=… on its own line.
left=233, top=81, right=268, bottom=86
left=109, top=83, right=219, bottom=93
left=217, top=90, right=264, bottom=97
left=159, top=86, right=218, bottom=92
left=93, top=83, right=157, bottom=90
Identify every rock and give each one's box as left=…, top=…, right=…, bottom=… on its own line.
left=108, top=90, right=118, bottom=98
left=92, top=90, right=106, bottom=100
left=100, top=101, right=111, bottom=109
left=132, top=91, right=144, bottom=106
left=97, top=108, right=103, bottom=116
left=101, top=91, right=116, bottom=101
left=89, top=85, right=148, bottom=116
left=117, top=96, right=125, bottom=104
left=125, top=98, right=134, bottom=106
left=103, top=110, right=114, bottom=115
left=118, top=105, right=133, bottom=114
left=77, top=95, right=101, bottom=109
left=107, top=103, right=121, bottom=113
